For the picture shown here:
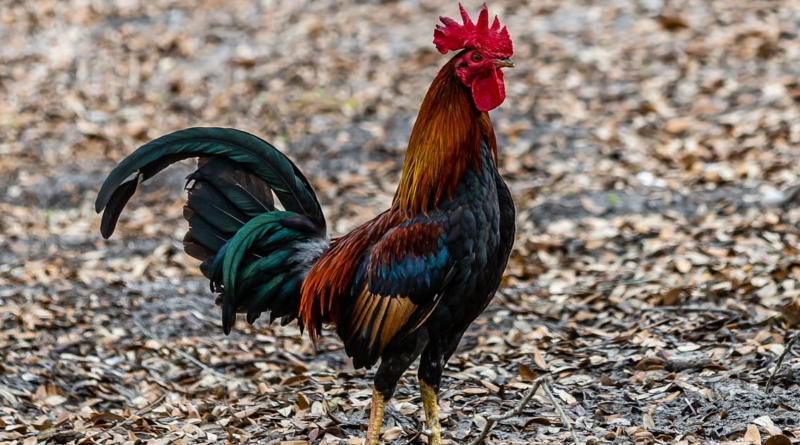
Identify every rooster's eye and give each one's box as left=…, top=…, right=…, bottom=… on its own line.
left=471, top=53, right=483, bottom=62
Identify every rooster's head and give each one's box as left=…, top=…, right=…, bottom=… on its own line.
left=433, top=2, right=514, bottom=112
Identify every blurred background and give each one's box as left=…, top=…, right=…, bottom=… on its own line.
left=2, top=0, right=800, bottom=443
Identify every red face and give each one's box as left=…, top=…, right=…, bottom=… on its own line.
left=454, top=48, right=515, bottom=112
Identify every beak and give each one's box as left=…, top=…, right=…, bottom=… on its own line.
left=494, top=58, right=515, bottom=68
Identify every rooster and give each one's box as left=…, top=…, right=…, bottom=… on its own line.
left=96, top=3, right=515, bottom=443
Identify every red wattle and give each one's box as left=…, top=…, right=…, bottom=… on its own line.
left=471, top=68, right=506, bottom=112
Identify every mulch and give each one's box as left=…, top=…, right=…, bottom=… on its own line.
left=2, top=0, right=799, bottom=444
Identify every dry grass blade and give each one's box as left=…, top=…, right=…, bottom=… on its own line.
left=468, top=375, right=547, bottom=445
left=541, top=379, right=580, bottom=445
left=78, top=392, right=168, bottom=444
left=641, top=306, right=742, bottom=318
left=765, top=334, right=798, bottom=394
left=133, top=318, right=237, bottom=383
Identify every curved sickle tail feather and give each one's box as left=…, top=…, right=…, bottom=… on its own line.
left=96, top=127, right=329, bottom=334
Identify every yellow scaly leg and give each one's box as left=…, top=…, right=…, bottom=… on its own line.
left=366, top=387, right=386, bottom=445
left=420, top=381, right=442, bottom=445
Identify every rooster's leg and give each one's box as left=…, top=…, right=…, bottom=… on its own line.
left=367, top=331, right=429, bottom=443
left=366, top=387, right=386, bottom=445
left=420, top=380, right=442, bottom=445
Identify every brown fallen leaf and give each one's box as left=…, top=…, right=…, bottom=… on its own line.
left=533, top=348, right=548, bottom=370
left=643, top=413, right=655, bottom=430
left=636, top=356, right=666, bottom=371
left=745, top=424, right=762, bottom=445
left=382, top=426, right=403, bottom=441
left=778, top=299, right=800, bottom=327
left=519, top=363, right=538, bottom=382
left=763, top=435, right=792, bottom=445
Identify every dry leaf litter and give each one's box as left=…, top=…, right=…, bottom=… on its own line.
left=2, top=0, right=800, bottom=444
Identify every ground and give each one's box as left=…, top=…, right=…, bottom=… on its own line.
left=2, top=0, right=800, bottom=444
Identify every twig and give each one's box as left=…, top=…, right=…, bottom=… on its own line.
left=210, top=358, right=294, bottom=369
left=327, top=408, right=362, bottom=428
left=564, top=278, right=661, bottom=296
left=327, top=408, right=347, bottom=425
left=169, top=358, right=295, bottom=382
left=133, top=318, right=236, bottom=382
left=78, top=392, right=167, bottom=444
left=685, top=397, right=697, bottom=416
left=468, top=376, right=545, bottom=445
left=641, top=306, right=741, bottom=318
left=765, top=334, right=798, bottom=394
left=541, top=379, right=580, bottom=445
left=744, top=314, right=780, bottom=328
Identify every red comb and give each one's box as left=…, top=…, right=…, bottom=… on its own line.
left=433, top=2, right=512, bottom=58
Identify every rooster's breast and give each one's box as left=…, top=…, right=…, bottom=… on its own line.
left=431, top=141, right=514, bottom=330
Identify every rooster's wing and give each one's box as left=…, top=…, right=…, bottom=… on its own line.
left=339, top=217, right=454, bottom=368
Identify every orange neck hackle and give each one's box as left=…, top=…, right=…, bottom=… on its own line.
left=393, top=54, right=497, bottom=216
